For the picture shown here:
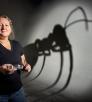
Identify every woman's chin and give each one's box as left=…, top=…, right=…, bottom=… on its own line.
left=0, top=34, right=8, bottom=38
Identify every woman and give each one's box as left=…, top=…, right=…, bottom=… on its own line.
left=0, top=15, right=31, bottom=102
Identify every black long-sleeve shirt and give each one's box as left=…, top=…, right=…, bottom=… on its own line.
left=0, top=40, right=23, bottom=95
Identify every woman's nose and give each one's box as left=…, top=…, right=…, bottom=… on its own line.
left=1, top=25, right=5, bottom=30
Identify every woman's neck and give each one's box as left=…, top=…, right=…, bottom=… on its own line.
left=0, top=38, right=9, bottom=44
left=0, top=37, right=11, bottom=50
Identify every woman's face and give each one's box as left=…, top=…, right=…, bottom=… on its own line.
left=0, top=17, right=12, bottom=38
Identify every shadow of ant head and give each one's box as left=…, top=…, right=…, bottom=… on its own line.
left=53, top=24, right=65, bottom=36
left=52, top=24, right=69, bottom=45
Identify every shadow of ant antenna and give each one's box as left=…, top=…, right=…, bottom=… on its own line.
left=64, top=6, right=90, bottom=30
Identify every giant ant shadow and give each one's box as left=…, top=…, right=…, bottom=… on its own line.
left=23, top=6, right=92, bottom=102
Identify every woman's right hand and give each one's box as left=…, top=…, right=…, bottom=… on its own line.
left=0, top=64, right=16, bottom=74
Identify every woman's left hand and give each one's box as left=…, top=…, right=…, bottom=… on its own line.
left=23, top=64, right=31, bottom=72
